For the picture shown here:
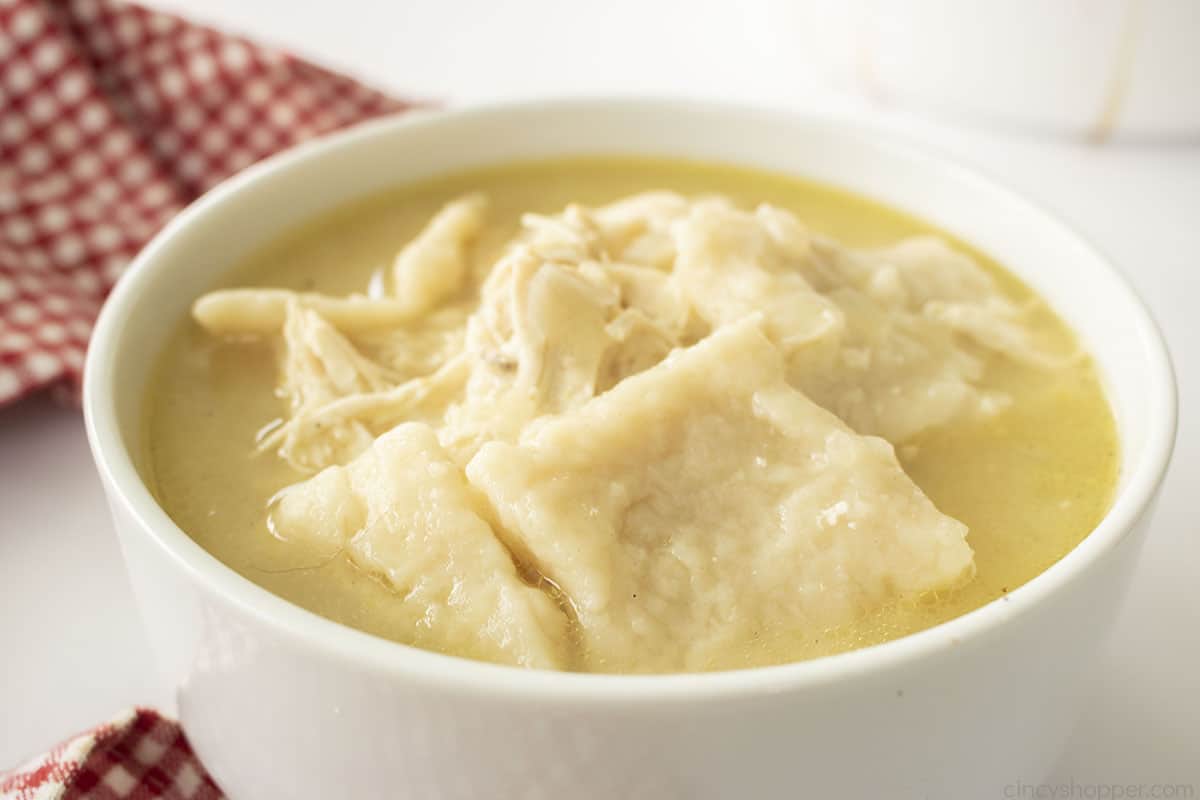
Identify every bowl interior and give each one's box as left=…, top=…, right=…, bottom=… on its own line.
left=86, top=99, right=1176, bottom=691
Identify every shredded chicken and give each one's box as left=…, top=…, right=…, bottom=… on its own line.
left=266, top=301, right=397, bottom=470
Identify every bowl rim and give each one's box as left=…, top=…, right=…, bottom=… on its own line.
left=83, top=96, right=1178, bottom=704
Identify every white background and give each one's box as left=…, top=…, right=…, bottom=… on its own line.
left=2, top=0, right=1197, bottom=792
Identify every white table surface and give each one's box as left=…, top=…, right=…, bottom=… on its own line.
left=2, top=0, right=1196, bottom=790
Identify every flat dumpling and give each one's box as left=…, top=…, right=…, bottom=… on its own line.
left=466, top=319, right=974, bottom=672
left=390, top=193, right=488, bottom=311
left=861, top=236, right=1067, bottom=368
left=270, top=422, right=569, bottom=669
left=674, top=201, right=1053, bottom=442
left=674, top=199, right=844, bottom=353
left=786, top=281, right=994, bottom=444
left=786, top=234, right=1057, bottom=440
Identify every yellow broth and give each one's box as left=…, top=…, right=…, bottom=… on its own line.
left=144, top=158, right=1119, bottom=672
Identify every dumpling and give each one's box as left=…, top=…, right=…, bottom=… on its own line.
left=270, top=422, right=569, bottom=669
left=391, top=193, right=488, bottom=310
left=673, top=201, right=1055, bottom=442
left=673, top=199, right=844, bottom=354
left=466, top=318, right=974, bottom=672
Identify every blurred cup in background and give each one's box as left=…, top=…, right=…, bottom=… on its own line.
left=774, top=0, right=1200, bottom=142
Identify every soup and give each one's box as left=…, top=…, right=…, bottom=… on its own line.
left=145, top=157, right=1118, bottom=673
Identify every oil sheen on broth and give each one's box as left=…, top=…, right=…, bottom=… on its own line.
left=145, top=158, right=1118, bottom=673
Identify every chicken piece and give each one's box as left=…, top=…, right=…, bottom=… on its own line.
left=262, top=301, right=396, bottom=471
left=520, top=205, right=604, bottom=264
left=519, top=191, right=690, bottom=269
left=439, top=249, right=622, bottom=461
left=589, top=191, right=692, bottom=268
left=352, top=305, right=469, bottom=380
left=437, top=195, right=711, bottom=461
left=391, top=193, right=488, bottom=311
left=259, top=354, right=470, bottom=472
left=518, top=200, right=694, bottom=341
left=270, top=422, right=569, bottom=669
left=280, top=302, right=393, bottom=407
left=467, top=318, right=973, bottom=673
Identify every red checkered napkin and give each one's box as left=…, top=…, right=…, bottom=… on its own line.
left=0, top=709, right=223, bottom=800
left=1, top=1, right=413, bottom=794
left=0, top=0, right=415, bottom=407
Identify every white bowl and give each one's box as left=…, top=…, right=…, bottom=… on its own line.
left=83, top=99, right=1176, bottom=800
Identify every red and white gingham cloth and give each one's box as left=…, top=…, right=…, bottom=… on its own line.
left=1, top=1, right=414, bottom=793
left=0, top=709, right=223, bottom=800
left=0, top=0, right=414, bottom=407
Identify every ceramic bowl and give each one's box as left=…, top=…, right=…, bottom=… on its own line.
left=83, top=99, right=1176, bottom=800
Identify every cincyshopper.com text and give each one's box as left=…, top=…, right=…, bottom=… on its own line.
left=1004, top=781, right=1195, bottom=799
